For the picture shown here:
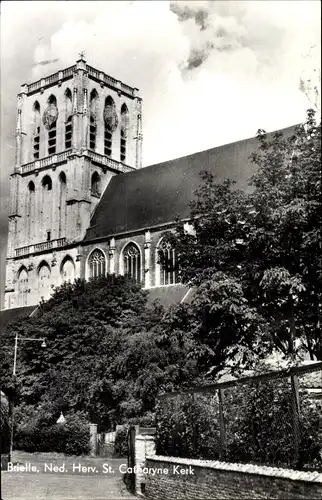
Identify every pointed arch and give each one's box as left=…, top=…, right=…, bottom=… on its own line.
left=104, top=96, right=117, bottom=157
left=91, top=171, right=101, bottom=196
left=37, top=260, right=51, bottom=302
left=42, top=175, right=52, bottom=191
left=120, top=103, right=129, bottom=163
left=33, top=101, right=41, bottom=159
left=17, top=266, right=29, bottom=306
left=27, top=181, right=36, bottom=241
left=60, top=255, right=75, bottom=283
left=122, top=242, right=141, bottom=282
left=64, top=88, right=73, bottom=149
left=47, top=94, right=57, bottom=106
left=88, top=248, right=107, bottom=279
left=58, top=172, right=67, bottom=237
left=156, top=237, right=178, bottom=286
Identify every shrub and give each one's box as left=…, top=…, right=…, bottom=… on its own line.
left=114, top=425, right=129, bottom=458
left=0, top=395, right=10, bottom=454
left=14, top=412, right=90, bottom=455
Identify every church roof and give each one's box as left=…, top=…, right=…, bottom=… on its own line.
left=85, top=126, right=296, bottom=241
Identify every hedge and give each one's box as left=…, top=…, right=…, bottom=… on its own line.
left=14, top=413, right=90, bottom=455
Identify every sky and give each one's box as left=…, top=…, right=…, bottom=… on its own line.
left=0, top=0, right=320, bottom=307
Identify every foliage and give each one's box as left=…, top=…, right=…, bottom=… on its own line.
left=155, top=376, right=322, bottom=470
left=14, top=411, right=90, bottom=455
left=0, top=393, right=10, bottom=454
left=113, top=425, right=129, bottom=458
left=162, top=110, right=321, bottom=372
left=0, top=275, right=201, bottom=435
left=156, top=394, right=221, bottom=459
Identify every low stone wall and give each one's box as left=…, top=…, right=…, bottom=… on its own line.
left=145, top=456, right=322, bottom=500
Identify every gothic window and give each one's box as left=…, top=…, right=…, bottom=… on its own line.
left=42, top=175, right=52, bottom=191
left=65, top=116, right=72, bottom=149
left=91, top=172, right=101, bottom=196
left=27, top=181, right=35, bottom=240
left=61, top=256, right=75, bottom=283
left=38, top=261, right=51, bottom=302
left=123, top=243, right=141, bottom=282
left=58, top=172, right=67, bottom=237
left=104, top=96, right=117, bottom=157
left=104, top=123, right=112, bottom=157
left=89, top=89, right=98, bottom=151
left=33, top=101, right=41, bottom=159
left=157, top=240, right=178, bottom=286
left=46, top=95, right=57, bottom=155
left=17, top=266, right=28, bottom=307
left=89, top=249, right=106, bottom=279
left=89, top=116, right=97, bottom=150
left=120, top=103, right=129, bottom=163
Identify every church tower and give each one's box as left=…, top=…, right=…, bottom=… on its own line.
left=4, top=55, right=143, bottom=309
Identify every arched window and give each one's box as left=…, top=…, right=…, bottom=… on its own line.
left=89, top=89, right=98, bottom=151
left=61, top=256, right=75, bottom=283
left=33, top=101, right=41, bottom=159
left=91, top=172, right=101, bottom=196
left=42, top=175, right=52, bottom=191
left=104, top=96, right=117, bottom=157
left=157, top=240, right=178, bottom=285
left=27, top=181, right=35, bottom=241
left=65, top=116, right=72, bottom=149
left=47, top=95, right=57, bottom=155
left=123, top=243, right=141, bottom=282
left=89, top=249, right=106, bottom=278
left=38, top=261, right=51, bottom=302
left=59, top=172, right=67, bottom=237
left=120, top=103, right=129, bottom=163
left=89, top=116, right=96, bottom=150
left=17, top=267, right=28, bottom=306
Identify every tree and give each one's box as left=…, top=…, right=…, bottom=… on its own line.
left=162, top=110, right=321, bottom=373
left=0, top=275, right=200, bottom=431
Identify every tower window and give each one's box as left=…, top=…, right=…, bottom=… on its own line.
left=123, top=243, right=141, bottom=282
left=104, top=123, right=112, bottom=157
left=48, top=121, right=57, bottom=155
left=89, top=116, right=97, bottom=151
left=120, top=129, right=126, bottom=162
left=91, top=172, right=101, bottom=196
left=120, top=103, right=129, bottom=163
left=42, top=175, right=52, bottom=191
left=46, top=231, right=51, bottom=241
left=33, top=126, right=40, bottom=159
left=65, top=116, right=72, bottom=149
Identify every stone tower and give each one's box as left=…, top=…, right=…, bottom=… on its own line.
left=4, top=55, right=143, bottom=309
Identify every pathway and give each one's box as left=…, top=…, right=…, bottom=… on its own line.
left=1, top=452, right=135, bottom=500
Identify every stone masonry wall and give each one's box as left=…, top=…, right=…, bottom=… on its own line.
left=145, top=456, right=322, bottom=500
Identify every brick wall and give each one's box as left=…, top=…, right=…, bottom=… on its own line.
left=144, top=456, right=322, bottom=500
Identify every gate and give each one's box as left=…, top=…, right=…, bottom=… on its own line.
left=127, top=425, right=136, bottom=493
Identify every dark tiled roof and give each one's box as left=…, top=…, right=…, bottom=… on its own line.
left=85, top=126, right=296, bottom=240
left=147, top=285, right=190, bottom=308
left=0, top=306, right=36, bottom=333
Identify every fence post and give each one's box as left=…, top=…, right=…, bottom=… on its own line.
left=290, top=373, right=300, bottom=468
left=218, top=389, right=227, bottom=461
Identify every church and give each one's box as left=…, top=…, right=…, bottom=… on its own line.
left=3, top=55, right=293, bottom=315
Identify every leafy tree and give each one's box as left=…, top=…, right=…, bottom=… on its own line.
left=162, top=110, right=321, bottom=373
left=0, top=275, right=200, bottom=431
